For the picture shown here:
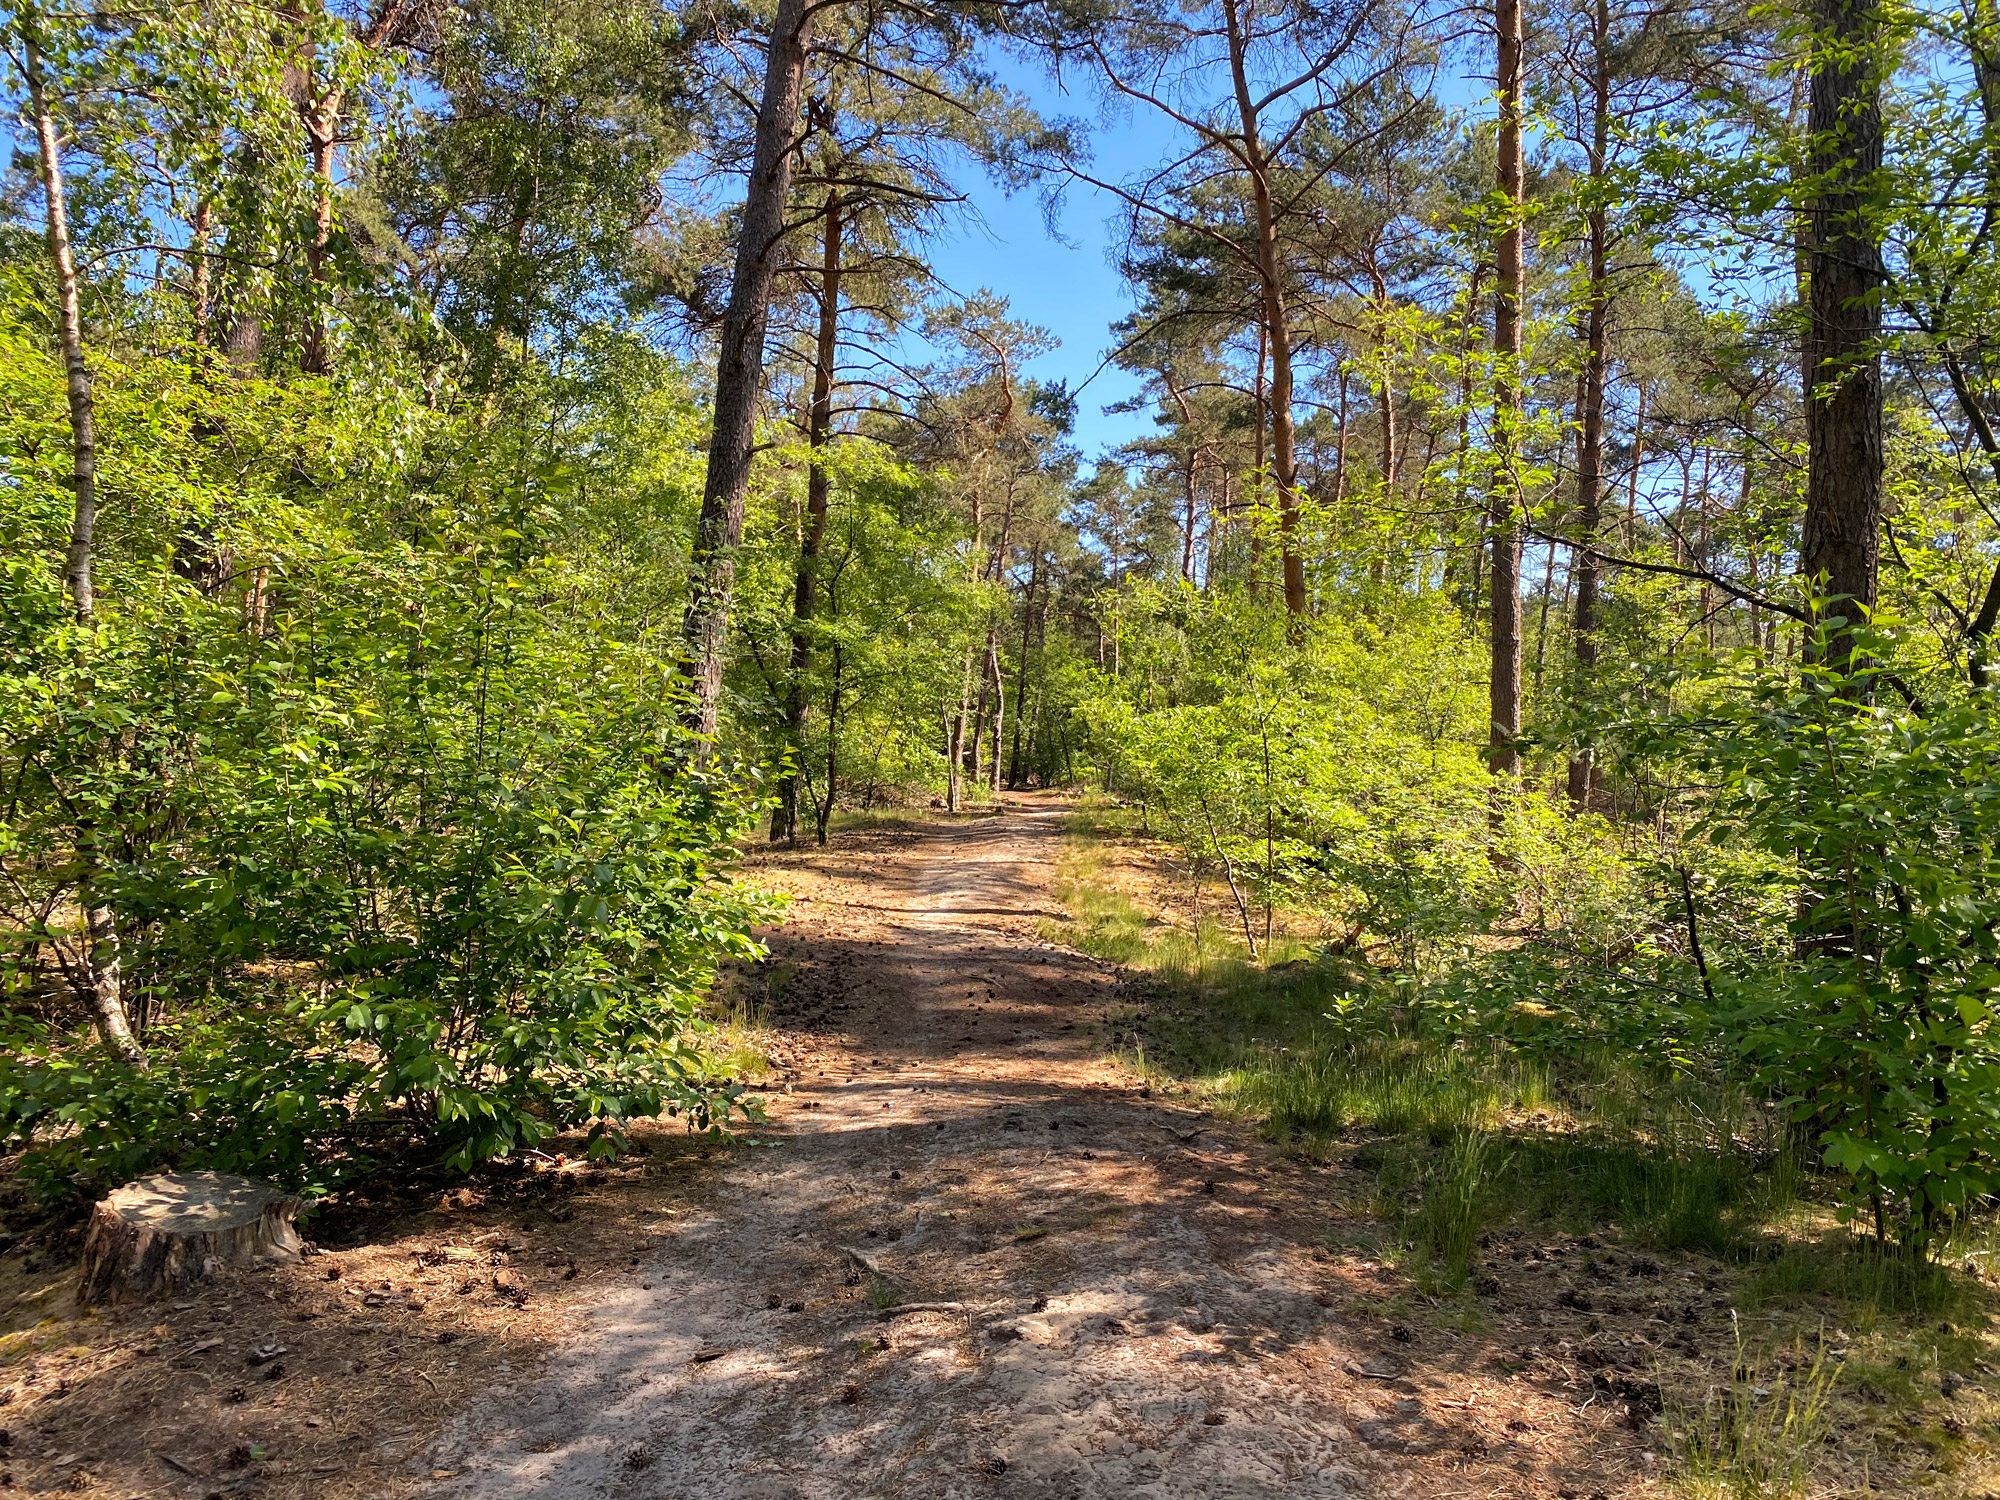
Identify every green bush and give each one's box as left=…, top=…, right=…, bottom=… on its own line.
left=0, top=290, right=770, bottom=1202
left=1685, top=646, right=2000, bottom=1251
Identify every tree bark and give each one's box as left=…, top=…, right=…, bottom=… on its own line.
left=682, top=0, right=815, bottom=738
left=189, top=199, right=214, bottom=342
left=78, top=1172, right=301, bottom=1306
left=1009, top=553, right=1041, bottom=787
left=1372, top=268, right=1399, bottom=499
left=28, top=36, right=99, bottom=627
left=774, top=188, right=843, bottom=842
left=1800, top=0, right=1883, bottom=666
left=24, top=25, right=147, bottom=1073
left=946, top=648, right=974, bottom=812
left=1333, top=369, right=1350, bottom=509
left=816, top=603, right=842, bottom=844
left=1489, top=0, right=1527, bottom=779
left=296, top=10, right=338, bottom=375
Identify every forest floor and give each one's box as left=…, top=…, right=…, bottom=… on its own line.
left=2, top=797, right=1996, bottom=1498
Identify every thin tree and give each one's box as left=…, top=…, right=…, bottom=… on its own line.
left=20, top=14, right=148, bottom=1070
left=1489, top=0, right=1527, bottom=778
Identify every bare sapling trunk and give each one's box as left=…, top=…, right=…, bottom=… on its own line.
left=1489, top=0, right=1527, bottom=781
left=817, top=631, right=843, bottom=844
left=682, top=0, right=815, bottom=738
left=25, top=27, right=147, bottom=1072
left=947, top=647, right=976, bottom=812
left=1800, top=0, right=1883, bottom=669
left=1198, top=791, right=1259, bottom=959
left=984, top=630, right=1005, bottom=795
left=774, top=189, right=843, bottom=841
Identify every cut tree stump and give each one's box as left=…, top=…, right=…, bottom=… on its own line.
left=77, top=1171, right=302, bottom=1306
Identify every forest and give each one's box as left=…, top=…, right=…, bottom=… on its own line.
left=5, top=0, right=2000, bottom=1485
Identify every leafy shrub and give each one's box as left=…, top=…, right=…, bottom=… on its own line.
left=0, top=292, right=770, bottom=1202
left=1687, top=649, right=2000, bottom=1250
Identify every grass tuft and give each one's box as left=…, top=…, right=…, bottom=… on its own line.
left=1667, top=1325, right=1840, bottom=1499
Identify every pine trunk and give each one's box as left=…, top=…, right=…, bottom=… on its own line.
left=774, top=190, right=843, bottom=842
left=682, top=0, right=814, bottom=738
left=1224, top=0, right=1306, bottom=614
left=1801, top=0, right=1884, bottom=664
left=1568, top=10, right=1610, bottom=808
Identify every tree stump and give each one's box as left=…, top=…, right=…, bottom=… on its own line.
left=77, top=1171, right=302, bottom=1307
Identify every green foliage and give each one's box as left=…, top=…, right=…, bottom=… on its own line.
left=1676, top=643, right=2000, bottom=1251
left=1085, top=588, right=1498, bottom=965
left=0, top=281, right=768, bottom=1201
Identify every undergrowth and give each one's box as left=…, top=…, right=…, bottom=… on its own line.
left=1046, top=805, right=1991, bottom=1318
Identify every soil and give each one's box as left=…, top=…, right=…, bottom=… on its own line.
left=1, top=799, right=1990, bottom=1498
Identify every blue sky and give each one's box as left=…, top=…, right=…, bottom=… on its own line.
left=920, top=57, right=1160, bottom=467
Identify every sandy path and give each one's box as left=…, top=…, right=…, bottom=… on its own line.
left=422, top=804, right=1421, bottom=1500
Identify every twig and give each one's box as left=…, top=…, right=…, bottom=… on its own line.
left=873, top=1301, right=966, bottom=1319
left=1677, top=867, right=1717, bottom=1008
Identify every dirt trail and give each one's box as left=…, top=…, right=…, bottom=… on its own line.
left=426, top=801, right=1419, bottom=1500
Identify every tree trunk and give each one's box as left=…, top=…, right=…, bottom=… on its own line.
left=25, top=27, right=148, bottom=1073
left=1567, top=9, right=1610, bottom=809
left=816, top=620, right=842, bottom=845
left=1333, top=369, right=1350, bottom=508
left=1626, top=384, right=1647, bottom=545
left=1223, top=0, right=1305, bottom=614
left=189, top=199, right=214, bottom=342
left=1249, top=323, right=1268, bottom=595
left=296, top=10, right=339, bottom=376
left=78, top=1172, right=301, bottom=1306
left=1182, top=448, right=1199, bottom=583
left=682, top=0, right=814, bottom=738
left=984, top=629, right=1005, bottom=796
left=946, top=648, right=975, bottom=812
left=773, top=189, right=843, bottom=843
left=1373, top=269, right=1399, bottom=498
left=1489, top=0, right=1527, bottom=780
left=1451, top=263, right=1485, bottom=607
left=1800, top=0, right=1884, bottom=666
left=28, top=38, right=99, bottom=627
left=1009, top=554, right=1041, bottom=786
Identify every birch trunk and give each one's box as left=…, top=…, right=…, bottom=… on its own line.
left=24, top=26, right=147, bottom=1071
